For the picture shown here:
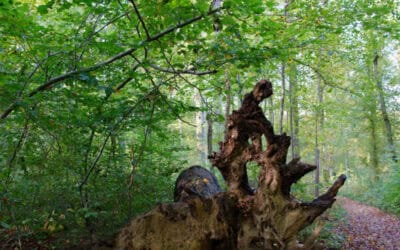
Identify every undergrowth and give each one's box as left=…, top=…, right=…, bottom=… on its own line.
left=342, top=164, right=400, bottom=216
left=299, top=203, right=347, bottom=249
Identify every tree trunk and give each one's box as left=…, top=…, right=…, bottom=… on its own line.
left=224, top=70, right=231, bottom=134
left=315, top=143, right=320, bottom=197
left=373, top=54, right=397, bottom=162
left=268, top=96, right=275, bottom=128
left=237, top=74, right=243, bottom=105
left=368, top=110, right=380, bottom=178
left=195, top=90, right=206, bottom=165
left=279, top=63, right=286, bottom=134
left=315, top=75, right=323, bottom=197
left=289, top=65, right=300, bottom=159
left=116, top=80, right=346, bottom=250
left=207, top=113, right=214, bottom=170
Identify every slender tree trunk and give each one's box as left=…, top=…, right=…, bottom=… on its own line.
left=224, top=70, right=231, bottom=134
left=8, top=118, right=30, bottom=169
left=127, top=105, right=154, bottom=219
left=373, top=54, right=397, bottom=162
left=268, top=97, right=274, bottom=127
left=315, top=74, right=323, bottom=197
left=315, top=119, right=320, bottom=197
left=368, top=112, right=380, bottom=178
left=127, top=145, right=136, bottom=220
left=289, top=65, right=300, bottom=159
left=318, top=79, right=324, bottom=127
left=195, top=90, right=206, bottom=165
left=327, top=153, right=334, bottom=181
left=236, top=74, right=243, bottom=105
left=279, top=63, right=286, bottom=134
left=278, top=0, right=289, bottom=135
left=110, top=135, right=117, bottom=161
left=207, top=113, right=213, bottom=170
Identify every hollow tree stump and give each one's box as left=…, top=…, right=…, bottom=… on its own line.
left=115, top=80, right=346, bottom=250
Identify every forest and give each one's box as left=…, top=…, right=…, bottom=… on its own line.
left=0, top=0, right=399, bottom=249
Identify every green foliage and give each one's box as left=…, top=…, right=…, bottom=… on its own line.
left=299, top=204, right=347, bottom=249
left=382, top=166, right=400, bottom=214
left=343, top=163, right=400, bottom=215
left=0, top=0, right=399, bottom=247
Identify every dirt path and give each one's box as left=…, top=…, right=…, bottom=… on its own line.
left=334, top=197, right=400, bottom=250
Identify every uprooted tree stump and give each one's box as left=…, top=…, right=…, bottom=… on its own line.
left=115, top=80, right=346, bottom=250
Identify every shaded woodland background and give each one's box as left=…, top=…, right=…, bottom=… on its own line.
left=0, top=0, right=399, bottom=248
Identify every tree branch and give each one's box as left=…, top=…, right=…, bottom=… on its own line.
left=130, top=55, right=196, bottom=127
left=8, top=118, right=30, bottom=168
left=292, top=58, right=357, bottom=95
left=78, top=82, right=167, bottom=190
left=0, top=7, right=223, bottom=120
left=104, top=63, right=141, bottom=101
left=149, top=63, right=217, bottom=75
left=147, top=7, right=222, bottom=42
left=280, top=157, right=316, bottom=196
left=128, top=0, right=151, bottom=39
left=155, top=42, right=216, bottom=113
left=311, top=174, right=346, bottom=205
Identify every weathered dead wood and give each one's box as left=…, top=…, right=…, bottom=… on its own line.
left=174, top=165, right=222, bottom=202
left=116, top=79, right=346, bottom=250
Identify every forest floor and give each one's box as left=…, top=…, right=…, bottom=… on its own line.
left=1, top=196, right=399, bottom=249
left=334, top=197, right=400, bottom=250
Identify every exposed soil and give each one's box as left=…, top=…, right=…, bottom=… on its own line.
left=335, top=197, right=400, bottom=250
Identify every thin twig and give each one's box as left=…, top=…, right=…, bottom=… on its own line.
left=131, top=54, right=196, bottom=126
left=104, top=63, right=141, bottom=101
left=78, top=78, right=171, bottom=189
left=128, top=0, right=151, bottom=39
left=76, top=14, right=104, bottom=64
left=8, top=118, right=30, bottom=168
left=292, top=58, right=357, bottom=95
left=127, top=102, right=155, bottom=218
left=158, top=47, right=215, bottom=113
left=78, top=133, right=111, bottom=190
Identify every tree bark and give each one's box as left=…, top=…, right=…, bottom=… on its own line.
left=315, top=143, right=320, bottom=197
left=373, top=54, right=397, bottom=162
left=268, top=96, right=275, bottom=128
left=207, top=113, right=214, bottom=169
left=116, top=80, right=346, bottom=250
left=195, top=90, right=207, bottom=165
left=279, top=64, right=286, bottom=134
left=289, top=65, right=300, bottom=159
left=368, top=110, right=380, bottom=177
left=315, top=75, right=323, bottom=197
left=224, top=71, right=231, bottom=134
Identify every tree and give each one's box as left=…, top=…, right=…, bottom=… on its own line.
left=373, top=53, right=397, bottom=163
left=116, top=80, right=346, bottom=249
left=1, top=1, right=399, bottom=248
